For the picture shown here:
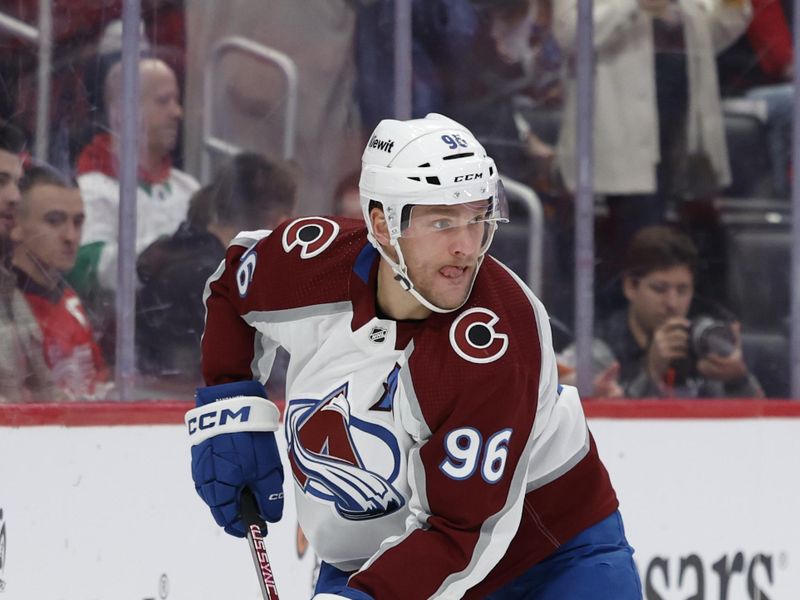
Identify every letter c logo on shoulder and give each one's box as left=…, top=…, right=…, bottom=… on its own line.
left=282, top=217, right=340, bottom=259
left=449, top=308, right=509, bottom=364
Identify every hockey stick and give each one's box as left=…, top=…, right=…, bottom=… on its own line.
left=241, top=488, right=281, bottom=600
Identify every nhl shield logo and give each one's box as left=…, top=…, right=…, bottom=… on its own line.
left=369, top=326, right=388, bottom=344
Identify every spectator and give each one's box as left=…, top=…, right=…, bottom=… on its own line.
left=82, top=19, right=152, bottom=143
left=0, top=121, right=58, bottom=402
left=717, top=0, right=792, bottom=91
left=0, top=2, right=186, bottom=170
left=740, top=0, right=793, bottom=197
left=12, top=166, right=110, bottom=400
left=596, top=225, right=763, bottom=398
left=84, top=11, right=185, bottom=148
left=0, top=1, right=123, bottom=134
left=136, top=152, right=296, bottom=383
left=553, top=0, right=752, bottom=281
left=356, top=0, right=478, bottom=135
left=557, top=338, right=624, bottom=398
left=360, top=0, right=563, bottom=191
left=72, top=57, right=199, bottom=297
left=459, top=0, right=565, bottom=190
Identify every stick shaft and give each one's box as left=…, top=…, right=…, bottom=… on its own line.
left=242, top=489, right=280, bottom=600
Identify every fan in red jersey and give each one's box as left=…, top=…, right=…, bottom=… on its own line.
left=12, top=166, right=110, bottom=400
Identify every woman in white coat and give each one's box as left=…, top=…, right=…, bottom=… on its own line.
left=552, top=0, right=751, bottom=277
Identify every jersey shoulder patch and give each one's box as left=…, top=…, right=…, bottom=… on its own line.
left=226, top=217, right=367, bottom=313
left=449, top=307, right=509, bottom=364
left=282, top=217, right=340, bottom=259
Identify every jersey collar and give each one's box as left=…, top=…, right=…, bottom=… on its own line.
left=13, top=266, right=65, bottom=303
left=349, top=241, right=425, bottom=350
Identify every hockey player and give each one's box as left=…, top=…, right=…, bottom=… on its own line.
left=187, top=113, right=642, bottom=599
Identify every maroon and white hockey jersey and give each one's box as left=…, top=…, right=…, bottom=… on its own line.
left=202, top=217, right=618, bottom=599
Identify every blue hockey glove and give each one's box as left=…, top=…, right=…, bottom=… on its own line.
left=186, top=380, right=284, bottom=537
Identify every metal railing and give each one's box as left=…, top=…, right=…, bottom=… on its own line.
left=114, top=1, right=142, bottom=402
left=201, top=35, right=298, bottom=181
left=501, top=176, right=545, bottom=296
left=0, top=0, right=52, bottom=161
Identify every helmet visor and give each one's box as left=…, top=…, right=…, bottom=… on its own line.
left=399, top=184, right=509, bottom=248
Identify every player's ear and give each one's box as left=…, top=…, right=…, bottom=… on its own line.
left=370, top=206, right=390, bottom=246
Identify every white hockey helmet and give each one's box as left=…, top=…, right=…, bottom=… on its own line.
left=359, top=113, right=508, bottom=313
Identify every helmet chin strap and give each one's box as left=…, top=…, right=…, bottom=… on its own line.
left=367, top=232, right=481, bottom=315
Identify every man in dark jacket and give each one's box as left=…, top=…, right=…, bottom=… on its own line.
left=136, top=152, right=296, bottom=384
left=596, top=225, right=763, bottom=398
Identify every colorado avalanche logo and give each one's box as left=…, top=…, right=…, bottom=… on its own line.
left=286, top=384, right=405, bottom=520
left=449, top=307, right=509, bottom=364
left=282, top=217, right=340, bottom=259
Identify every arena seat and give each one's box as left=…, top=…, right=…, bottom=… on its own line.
left=724, top=222, right=791, bottom=396
left=725, top=223, right=790, bottom=331
left=722, top=111, right=774, bottom=199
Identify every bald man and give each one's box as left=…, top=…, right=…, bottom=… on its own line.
left=73, top=58, right=199, bottom=294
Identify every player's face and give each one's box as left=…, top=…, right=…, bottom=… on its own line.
left=140, top=62, right=183, bottom=158
left=0, top=149, right=23, bottom=244
left=397, top=202, right=492, bottom=310
left=624, top=265, right=694, bottom=334
left=15, top=184, right=85, bottom=273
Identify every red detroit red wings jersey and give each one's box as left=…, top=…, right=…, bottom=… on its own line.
left=21, top=282, right=108, bottom=399
left=202, top=216, right=618, bottom=599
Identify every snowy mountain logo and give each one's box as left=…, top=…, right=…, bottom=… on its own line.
left=286, top=384, right=405, bottom=520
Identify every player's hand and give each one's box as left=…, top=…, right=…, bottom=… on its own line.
left=696, top=322, right=748, bottom=383
left=186, top=380, right=284, bottom=537
left=647, top=317, right=690, bottom=381
left=525, top=132, right=556, bottom=161
left=592, top=361, right=624, bottom=398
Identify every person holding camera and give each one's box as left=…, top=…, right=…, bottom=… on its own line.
left=596, top=225, right=763, bottom=398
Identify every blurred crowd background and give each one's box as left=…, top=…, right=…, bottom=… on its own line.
left=0, top=0, right=795, bottom=402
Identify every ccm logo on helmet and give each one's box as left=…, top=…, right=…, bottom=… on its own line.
left=449, top=308, right=509, bottom=364
left=368, top=135, right=395, bottom=153
left=454, top=173, right=484, bottom=182
left=282, top=217, right=340, bottom=259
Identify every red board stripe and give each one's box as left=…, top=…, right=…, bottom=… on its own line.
left=581, top=399, right=800, bottom=419
left=0, top=401, right=193, bottom=426
left=0, top=399, right=289, bottom=426
left=0, top=399, right=798, bottom=426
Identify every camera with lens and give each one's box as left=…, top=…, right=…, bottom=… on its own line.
left=688, top=315, right=736, bottom=360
